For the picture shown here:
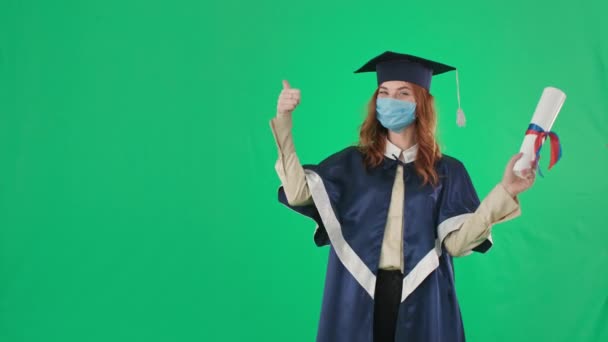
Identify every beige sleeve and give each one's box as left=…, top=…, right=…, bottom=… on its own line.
left=269, top=114, right=313, bottom=206
left=443, top=183, right=521, bottom=256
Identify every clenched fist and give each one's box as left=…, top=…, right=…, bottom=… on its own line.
left=277, top=80, right=301, bottom=117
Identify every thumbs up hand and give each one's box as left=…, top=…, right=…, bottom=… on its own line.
left=277, top=80, right=301, bottom=117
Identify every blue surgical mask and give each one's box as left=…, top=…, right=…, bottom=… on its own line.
left=375, top=98, right=417, bottom=133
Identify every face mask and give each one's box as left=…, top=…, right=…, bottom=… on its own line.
left=375, top=98, right=417, bottom=133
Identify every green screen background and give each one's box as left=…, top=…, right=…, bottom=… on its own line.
left=1, top=0, right=606, bottom=341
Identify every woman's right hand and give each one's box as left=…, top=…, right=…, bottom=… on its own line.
left=277, top=80, right=301, bottom=117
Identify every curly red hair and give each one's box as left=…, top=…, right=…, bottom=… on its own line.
left=358, top=84, right=442, bottom=186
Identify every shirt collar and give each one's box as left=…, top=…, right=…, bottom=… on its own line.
left=384, top=139, right=418, bottom=164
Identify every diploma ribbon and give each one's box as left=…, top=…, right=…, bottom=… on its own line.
left=525, top=123, right=562, bottom=177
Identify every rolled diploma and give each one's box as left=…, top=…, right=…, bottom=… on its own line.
left=513, top=87, right=566, bottom=178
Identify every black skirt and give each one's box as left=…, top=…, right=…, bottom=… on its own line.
left=373, top=269, right=404, bottom=342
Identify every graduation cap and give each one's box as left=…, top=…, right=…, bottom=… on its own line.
left=355, top=51, right=466, bottom=127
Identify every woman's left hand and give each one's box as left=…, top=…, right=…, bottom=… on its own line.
left=501, top=152, right=536, bottom=197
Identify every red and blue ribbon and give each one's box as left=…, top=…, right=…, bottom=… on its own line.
left=525, top=123, right=562, bottom=177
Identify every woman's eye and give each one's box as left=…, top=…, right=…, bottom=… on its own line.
left=400, top=92, right=410, bottom=96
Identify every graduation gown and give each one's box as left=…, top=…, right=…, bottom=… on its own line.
left=277, top=146, right=490, bottom=342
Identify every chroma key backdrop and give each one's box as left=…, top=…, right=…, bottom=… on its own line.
left=1, top=0, right=606, bottom=341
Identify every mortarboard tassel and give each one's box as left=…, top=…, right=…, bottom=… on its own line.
left=456, top=69, right=466, bottom=127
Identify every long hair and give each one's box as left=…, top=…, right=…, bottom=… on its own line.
left=357, top=84, right=442, bottom=186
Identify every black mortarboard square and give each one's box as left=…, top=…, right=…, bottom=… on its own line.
left=354, top=51, right=456, bottom=91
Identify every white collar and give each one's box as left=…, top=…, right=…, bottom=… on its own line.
left=384, top=139, right=418, bottom=164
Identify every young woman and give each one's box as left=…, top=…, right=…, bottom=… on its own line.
left=269, top=51, right=535, bottom=342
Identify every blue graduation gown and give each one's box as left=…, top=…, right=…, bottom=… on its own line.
left=277, top=146, right=490, bottom=342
